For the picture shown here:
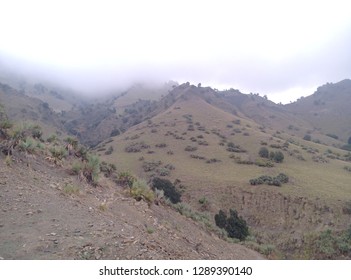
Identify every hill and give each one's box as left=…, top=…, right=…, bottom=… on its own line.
left=286, top=79, right=351, bottom=143
left=0, top=115, right=261, bottom=260
left=96, top=82, right=351, bottom=259
left=1, top=73, right=351, bottom=259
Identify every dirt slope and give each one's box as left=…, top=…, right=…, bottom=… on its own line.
left=0, top=154, right=262, bottom=260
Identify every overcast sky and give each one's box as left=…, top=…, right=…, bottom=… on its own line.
left=0, top=0, right=350, bottom=103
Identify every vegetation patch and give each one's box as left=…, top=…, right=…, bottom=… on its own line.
left=185, top=145, right=198, bottom=152
left=249, top=173, right=289, bottom=186
left=143, top=160, right=162, bottom=172
left=152, top=177, right=181, bottom=204
left=130, top=179, right=155, bottom=203
left=215, top=209, right=249, bottom=241
left=125, top=142, right=150, bottom=153
left=226, top=142, right=246, bottom=153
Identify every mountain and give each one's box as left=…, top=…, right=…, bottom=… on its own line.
left=286, top=79, right=351, bottom=143
left=0, top=82, right=66, bottom=138
left=95, top=82, right=351, bottom=259
left=1, top=73, right=351, bottom=259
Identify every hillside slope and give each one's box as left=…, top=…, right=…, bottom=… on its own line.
left=97, top=83, right=351, bottom=258
left=286, top=79, right=351, bottom=143
left=0, top=149, right=262, bottom=259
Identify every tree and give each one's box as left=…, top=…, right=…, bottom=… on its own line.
left=259, top=147, right=269, bottom=158
left=215, top=210, right=227, bottom=229
left=348, top=137, right=351, bottom=145
left=225, top=209, right=249, bottom=240
left=273, top=151, right=284, bottom=163
left=152, top=177, right=181, bottom=204
left=214, top=209, right=249, bottom=241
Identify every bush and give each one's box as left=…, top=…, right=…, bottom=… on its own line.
left=0, top=119, right=13, bottom=130
left=125, top=142, right=150, bottom=153
left=50, top=146, right=67, bottom=161
left=19, top=138, right=36, bottom=154
left=116, top=171, right=136, bottom=187
left=104, top=146, right=114, bottom=155
left=250, top=173, right=289, bottom=186
left=303, top=134, right=312, bottom=141
left=65, top=137, right=79, bottom=149
left=130, top=179, right=155, bottom=203
left=215, top=209, right=249, bottom=241
left=83, top=154, right=100, bottom=184
left=47, top=134, right=58, bottom=143
left=185, top=145, right=197, bottom=152
left=71, top=161, right=83, bottom=175
left=270, top=151, right=284, bottom=163
left=100, top=161, right=116, bottom=177
left=259, top=147, right=269, bottom=158
left=30, top=125, right=42, bottom=139
left=152, top=177, right=181, bottom=204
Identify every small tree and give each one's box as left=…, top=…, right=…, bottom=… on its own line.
left=214, top=210, right=227, bottom=229
left=152, top=177, right=181, bottom=204
left=225, top=209, right=249, bottom=240
left=259, top=147, right=269, bottom=158
left=273, top=151, right=284, bottom=163
left=214, top=209, right=249, bottom=241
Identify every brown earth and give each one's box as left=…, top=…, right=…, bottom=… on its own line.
left=0, top=153, right=263, bottom=260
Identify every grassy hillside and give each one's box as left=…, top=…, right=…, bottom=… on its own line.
left=96, top=83, right=351, bottom=258
left=1, top=73, right=351, bottom=259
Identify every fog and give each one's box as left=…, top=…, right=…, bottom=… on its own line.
left=0, top=0, right=350, bottom=103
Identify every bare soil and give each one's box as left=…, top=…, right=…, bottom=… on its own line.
left=0, top=154, right=263, bottom=260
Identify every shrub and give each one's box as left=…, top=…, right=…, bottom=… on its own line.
left=65, top=137, right=79, bottom=149
left=250, top=173, right=289, bottom=186
left=50, top=146, right=67, bottom=161
left=152, top=177, right=181, bottom=204
left=185, top=145, right=197, bottom=152
left=155, top=143, right=167, bottom=148
left=143, top=160, right=162, bottom=172
left=116, top=171, right=136, bottom=187
left=71, top=161, right=83, bottom=175
left=83, top=154, right=100, bottom=184
left=104, top=146, right=114, bottom=155
left=326, top=133, right=338, bottom=140
left=125, top=142, right=150, bottom=153
left=270, top=151, right=284, bottom=163
left=130, top=179, right=154, bottom=203
left=30, top=125, right=42, bottom=139
left=215, top=209, right=249, bottom=241
left=0, top=119, right=13, bottom=130
left=259, top=147, right=269, bottom=158
left=214, top=210, right=227, bottom=229
left=227, top=142, right=246, bottom=153
left=303, top=134, right=312, bottom=141
left=19, top=138, right=36, bottom=153
left=100, top=161, right=116, bottom=177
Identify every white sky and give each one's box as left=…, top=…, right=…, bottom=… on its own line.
left=0, top=0, right=350, bottom=103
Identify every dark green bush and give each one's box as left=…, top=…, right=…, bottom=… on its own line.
left=152, top=177, right=181, bottom=204
left=259, top=147, right=269, bottom=158
left=270, top=151, right=284, bottom=163
left=215, top=209, right=249, bottom=241
left=250, top=173, right=289, bottom=186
